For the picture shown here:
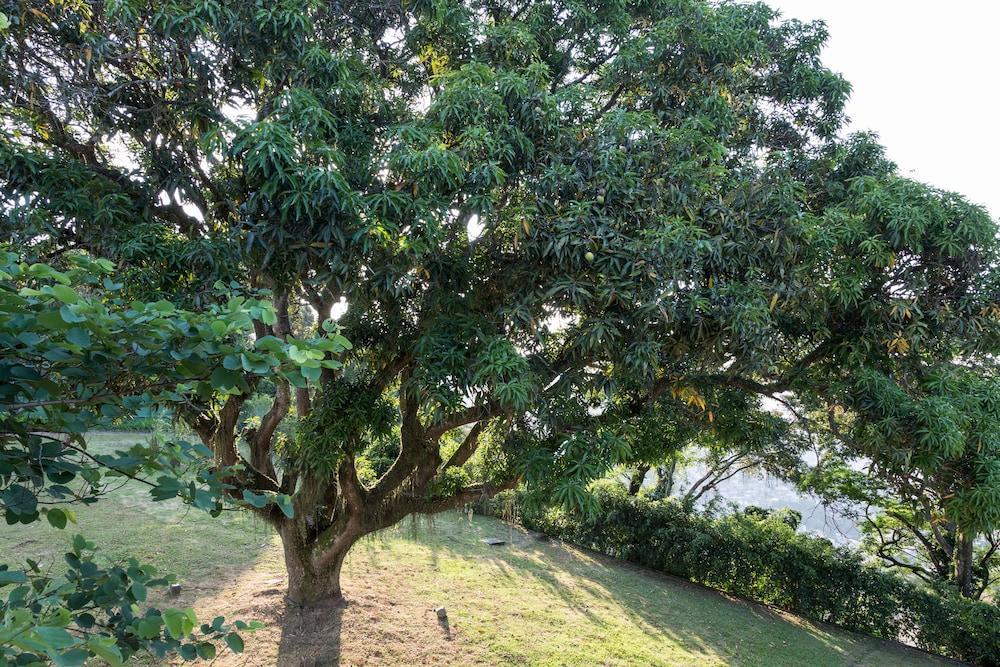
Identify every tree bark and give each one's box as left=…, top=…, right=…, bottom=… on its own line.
left=279, top=521, right=355, bottom=605
left=652, top=457, right=677, bottom=499
left=627, top=465, right=649, bottom=495
left=954, top=531, right=975, bottom=598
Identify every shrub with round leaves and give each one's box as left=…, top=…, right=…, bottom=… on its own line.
left=0, top=251, right=351, bottom=663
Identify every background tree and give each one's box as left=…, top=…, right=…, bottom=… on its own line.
left=3, top=0, right=998, bottom=607
left=622, top=389, right=802, bottom=503
left=801, top=359, right=1000, bottom=599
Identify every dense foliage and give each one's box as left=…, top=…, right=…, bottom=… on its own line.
left=2, top=0, right=998, bottom=609
left=799, top=358, right=1000, bottom=598
left=485, top=485, right=1000, bottom=665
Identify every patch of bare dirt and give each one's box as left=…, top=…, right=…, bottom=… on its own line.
left=183, top=547, right=489, bottom=666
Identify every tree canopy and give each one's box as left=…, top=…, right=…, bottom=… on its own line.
left=2, top=0, right=999, bottom=607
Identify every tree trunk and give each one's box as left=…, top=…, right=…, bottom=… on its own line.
left=627, top=465, right=649, bottom=495
left=954, top=531, right=975, bottom=598
left=279, top=522, right=353, bottom=606
left=652, top=457, right=677, bottom=499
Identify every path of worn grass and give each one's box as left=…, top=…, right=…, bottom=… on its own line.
left=1, top=433, right=956, bottom=666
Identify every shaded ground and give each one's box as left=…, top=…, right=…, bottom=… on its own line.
left=1, top=433, right=959, bottom=666
left=188, top=516, right=956, bottom=667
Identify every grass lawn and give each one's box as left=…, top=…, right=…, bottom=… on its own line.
left=1, top=433, right=959, bottom=666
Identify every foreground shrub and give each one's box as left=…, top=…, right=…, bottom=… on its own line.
left=480, top=486, right=999, bottom=665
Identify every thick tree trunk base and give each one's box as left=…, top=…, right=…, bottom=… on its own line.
left=285, top=561, right=345, bottom=606
left=279, top=524, right=351, bottom=606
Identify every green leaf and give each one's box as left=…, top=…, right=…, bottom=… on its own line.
left=28, top=263, right=70, bottom=284
left=162, top=608, right=191, bottom=640
left=65, top=328, right=91, bottom=348
left=254, top=335, right=284, bottom=352
left=46, top=508, right=68, bottom=529
left=225, top=632, right=244, bottom=653
left=72, top=534, right=89, bottom=552
left=210, top=367, right=242, bottom=390
left=87, top=637, right=124, bottom=667
left=59, top=305, right=87, bottom=323
left=3, top=485, right=37, bottom=516
left=242, top=490, right=269, bottom=508
left=135, top=618, right=162, bottom=640
left=50, top=284, right=80, bottom=304
left=284, top=369, right=307, bottom=388
left=35, top=626, right=76, bottom=649
left=130, top=580, right=147, bottom=602
left=276, top=494, right=295, bottom=519
left=0, top=570, right=27, bottom=586
left=50, top=648, right=88, bottom=667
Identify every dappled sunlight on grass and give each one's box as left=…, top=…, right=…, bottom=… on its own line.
left=339, top=514, right=947, bottom=666
left=1, top=433, right=956, bottom=666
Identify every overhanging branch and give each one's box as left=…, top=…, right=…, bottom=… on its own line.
left=424, top=402, right=501, bottom=441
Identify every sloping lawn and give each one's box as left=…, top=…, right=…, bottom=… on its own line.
left=1, top=433, right=957, bottom=666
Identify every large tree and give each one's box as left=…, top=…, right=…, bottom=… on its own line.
left=3, top=0, right=998, bottom=606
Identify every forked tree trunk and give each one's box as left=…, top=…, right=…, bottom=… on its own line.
left=279, top=522, right=356, bottom=605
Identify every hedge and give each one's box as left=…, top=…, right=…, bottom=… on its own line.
left=479, top=485, right=999, bottom=665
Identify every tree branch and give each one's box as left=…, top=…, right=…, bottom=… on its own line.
left=443, top=422, right=486, bottom=470
left=415, top=477, right=520, bottom=515
left=246, top=380, right=289, bottom=486
left=424, top=402, right=501, bottom=441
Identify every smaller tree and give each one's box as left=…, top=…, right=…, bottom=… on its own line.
left=621, top=389, right=804, bottom=505
left=860, top=510, right=999, bottom=601
left=802, top=362, right=1000, bottom=599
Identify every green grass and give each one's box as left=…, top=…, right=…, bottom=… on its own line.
left=1, top=433, right=269, bottom=583
left=1, top=433, right=956, bottom=666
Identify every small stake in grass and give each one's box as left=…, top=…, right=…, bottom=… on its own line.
left=435, top=606, right=451, bottom=639
left=168, top=583, right=182, bottom=596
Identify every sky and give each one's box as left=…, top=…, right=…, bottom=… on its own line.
left=764, top=0, right=999, bottom=218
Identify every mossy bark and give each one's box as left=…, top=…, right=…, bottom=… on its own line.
left=279, top=521, right=354, bottom=605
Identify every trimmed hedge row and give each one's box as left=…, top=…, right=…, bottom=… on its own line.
left=481, top=486, right=999, bottom=665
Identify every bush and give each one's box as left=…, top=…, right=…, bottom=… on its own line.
left=479, top=485, right=999, bottom=665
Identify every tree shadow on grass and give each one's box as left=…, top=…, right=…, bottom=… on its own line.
left=168, top=509, right=955, bottom=666
left=380, top=512, right=955, bottom=667
left=274, top=599, right=346, bottom=666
